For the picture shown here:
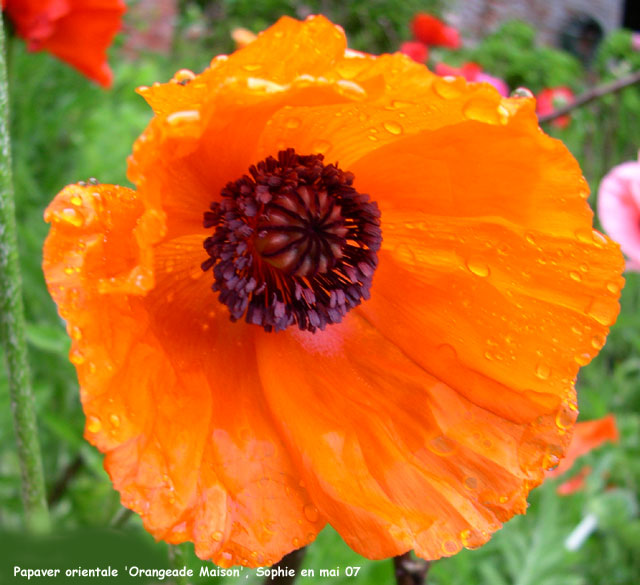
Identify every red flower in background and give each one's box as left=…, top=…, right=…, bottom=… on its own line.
left=400, top=40, right=429, bottom=63
left=536, top=86, right=575, bottom=128
left=411, top=13, right=460, bottom=48
left=2, top=0, right=126, bottom=87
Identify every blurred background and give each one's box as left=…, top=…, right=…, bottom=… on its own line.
left=2, top=1, right=640, bottom=584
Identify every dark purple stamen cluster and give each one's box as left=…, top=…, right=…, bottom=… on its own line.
left=202, top=149, right=382, bottom=332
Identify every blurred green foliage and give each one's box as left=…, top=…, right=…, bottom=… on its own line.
left=2, top=1, right=640, bottom=585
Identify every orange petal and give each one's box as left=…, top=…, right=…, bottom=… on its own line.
left=256, top=313, right=564, bottom=560
left=43, top=186, right=323, bottom=568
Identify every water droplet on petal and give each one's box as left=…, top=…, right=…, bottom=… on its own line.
left=591, top=334, right=606, bottom=349
left=574, top=353, right=591, bottom=366
left=433, top=76, right=463, bottom=99
left=311, top=139, right=331, bottom=155
left=464, top=476, right=478, bottom=490
left=535, top=362, right=551, bottom=380
left=442, top=539, right=461, bottom=555
left=69, top=348, right=85, bottom=365
left=606, top=282, right=620, bottom=294
left=173, top=69, right=196, bottom=83
left=382, top=120, right=403, bottom=135
left=511, top=87, right=534, bottom=98
left=462, top=98, right=503, bottom=124
left=285, top=117, right=301, bottom=129
left=569, top=271, right=582, bottom=282
left=303, top=504, right=319, bottom=523
left=586, top=297, right=617, bottom=326
left=59, top=207, right=85, bottom=227
left=166, top=110, right=200, bottom=126
left=466, top=258, right=490, bottom=277
left=212, top=531, right=223, bottom=542
left=109, top=414, right=121, bottom=428
left=87, top=416, right=102, bottom=433
left=429, top=435, right=456, bottom=456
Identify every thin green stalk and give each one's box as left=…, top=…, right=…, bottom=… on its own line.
left=0, top=15, right=50, bottom=532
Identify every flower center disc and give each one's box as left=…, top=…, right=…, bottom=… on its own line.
left=202, top=149, right=381, bottom=332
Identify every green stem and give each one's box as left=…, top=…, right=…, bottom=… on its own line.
left=0, top=15, right=50, bottom=532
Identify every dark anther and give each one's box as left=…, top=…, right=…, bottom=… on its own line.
left=202, top=148, right=382, bottom=332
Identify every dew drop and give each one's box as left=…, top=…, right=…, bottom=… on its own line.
left=68, top=325, right=82, bottom=341
left=109, top=414, right=121, bottom=428
left=535, top=362, right=551, bottom=380
left=442, top=539, right=461, bottom=555
left=303, top=504, right=319, bottom=523
left=586, top=297, right=617, bottom=326
left=433, top=76, right=463, bottom=99
left=242, top=63, right=262, bottom=72
left=382, top=120, right=403, bottom=135
left=466, top=258, right=490, bottom=277
left=59, top=207, right=85, bottom=227
left=70, top=195, right=82, bottom=206
left=591, top=334, right=606, bottom=350
left=511, top=87, right=534, bottom=98
left=555, top=403, right=577, bottom=431
left=390, top=99, right=414, bottom=109
left=166, top=110, right=200, bottom=126
left=569, top=271, right=582, bottom=282
left=574, top=353, right=591, bottom=366
left=462, top=98, right=502, bottom=124
left=542, top=445, right=563, bottom=471
left=292, top=537, right=300, bottom=547
left=464, top=476, right=478, bottom=490
left=173, top=69, right=196, bottom=83
left=212, top=531, right=223, bottom=542
left=285, top=117, right=301, bottom=129
left=86, top=416, right=102, bottom=433
left=311, top=139, right=331, bottom=154
left=69, top=348, right=85, bottom=365
left=218, top=551, right=234, bottom=567
left=606, top=282, right=620, bottom=295
left=428, top=435, right=456, bottom=456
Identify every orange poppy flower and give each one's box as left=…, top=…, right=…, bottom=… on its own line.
left=43, top=16, right=624, bottom=567
left=3, top=0, right=126, bottom=87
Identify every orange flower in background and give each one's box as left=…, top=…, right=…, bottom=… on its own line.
left=43, top=16, right=624, bottom=568
left=546, top=414, right=619, bottom=480
left=3, top=0, right=126, bottom=87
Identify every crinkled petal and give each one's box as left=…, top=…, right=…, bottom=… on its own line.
left=255, top=314, right=564, bottom=560
left=43, top=185, right=323, bottom=568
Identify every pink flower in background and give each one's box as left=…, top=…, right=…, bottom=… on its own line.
left=536, top=86, right=575, bottom=128
left=400, top=40, right=429, bottom=63
left=435, top=62, right=509, bottom=96
left=598, top=153, right=640, bottom=271
left=632, top=32, right=640, bottom=52
left=411, top=13, right=460, bottom=48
